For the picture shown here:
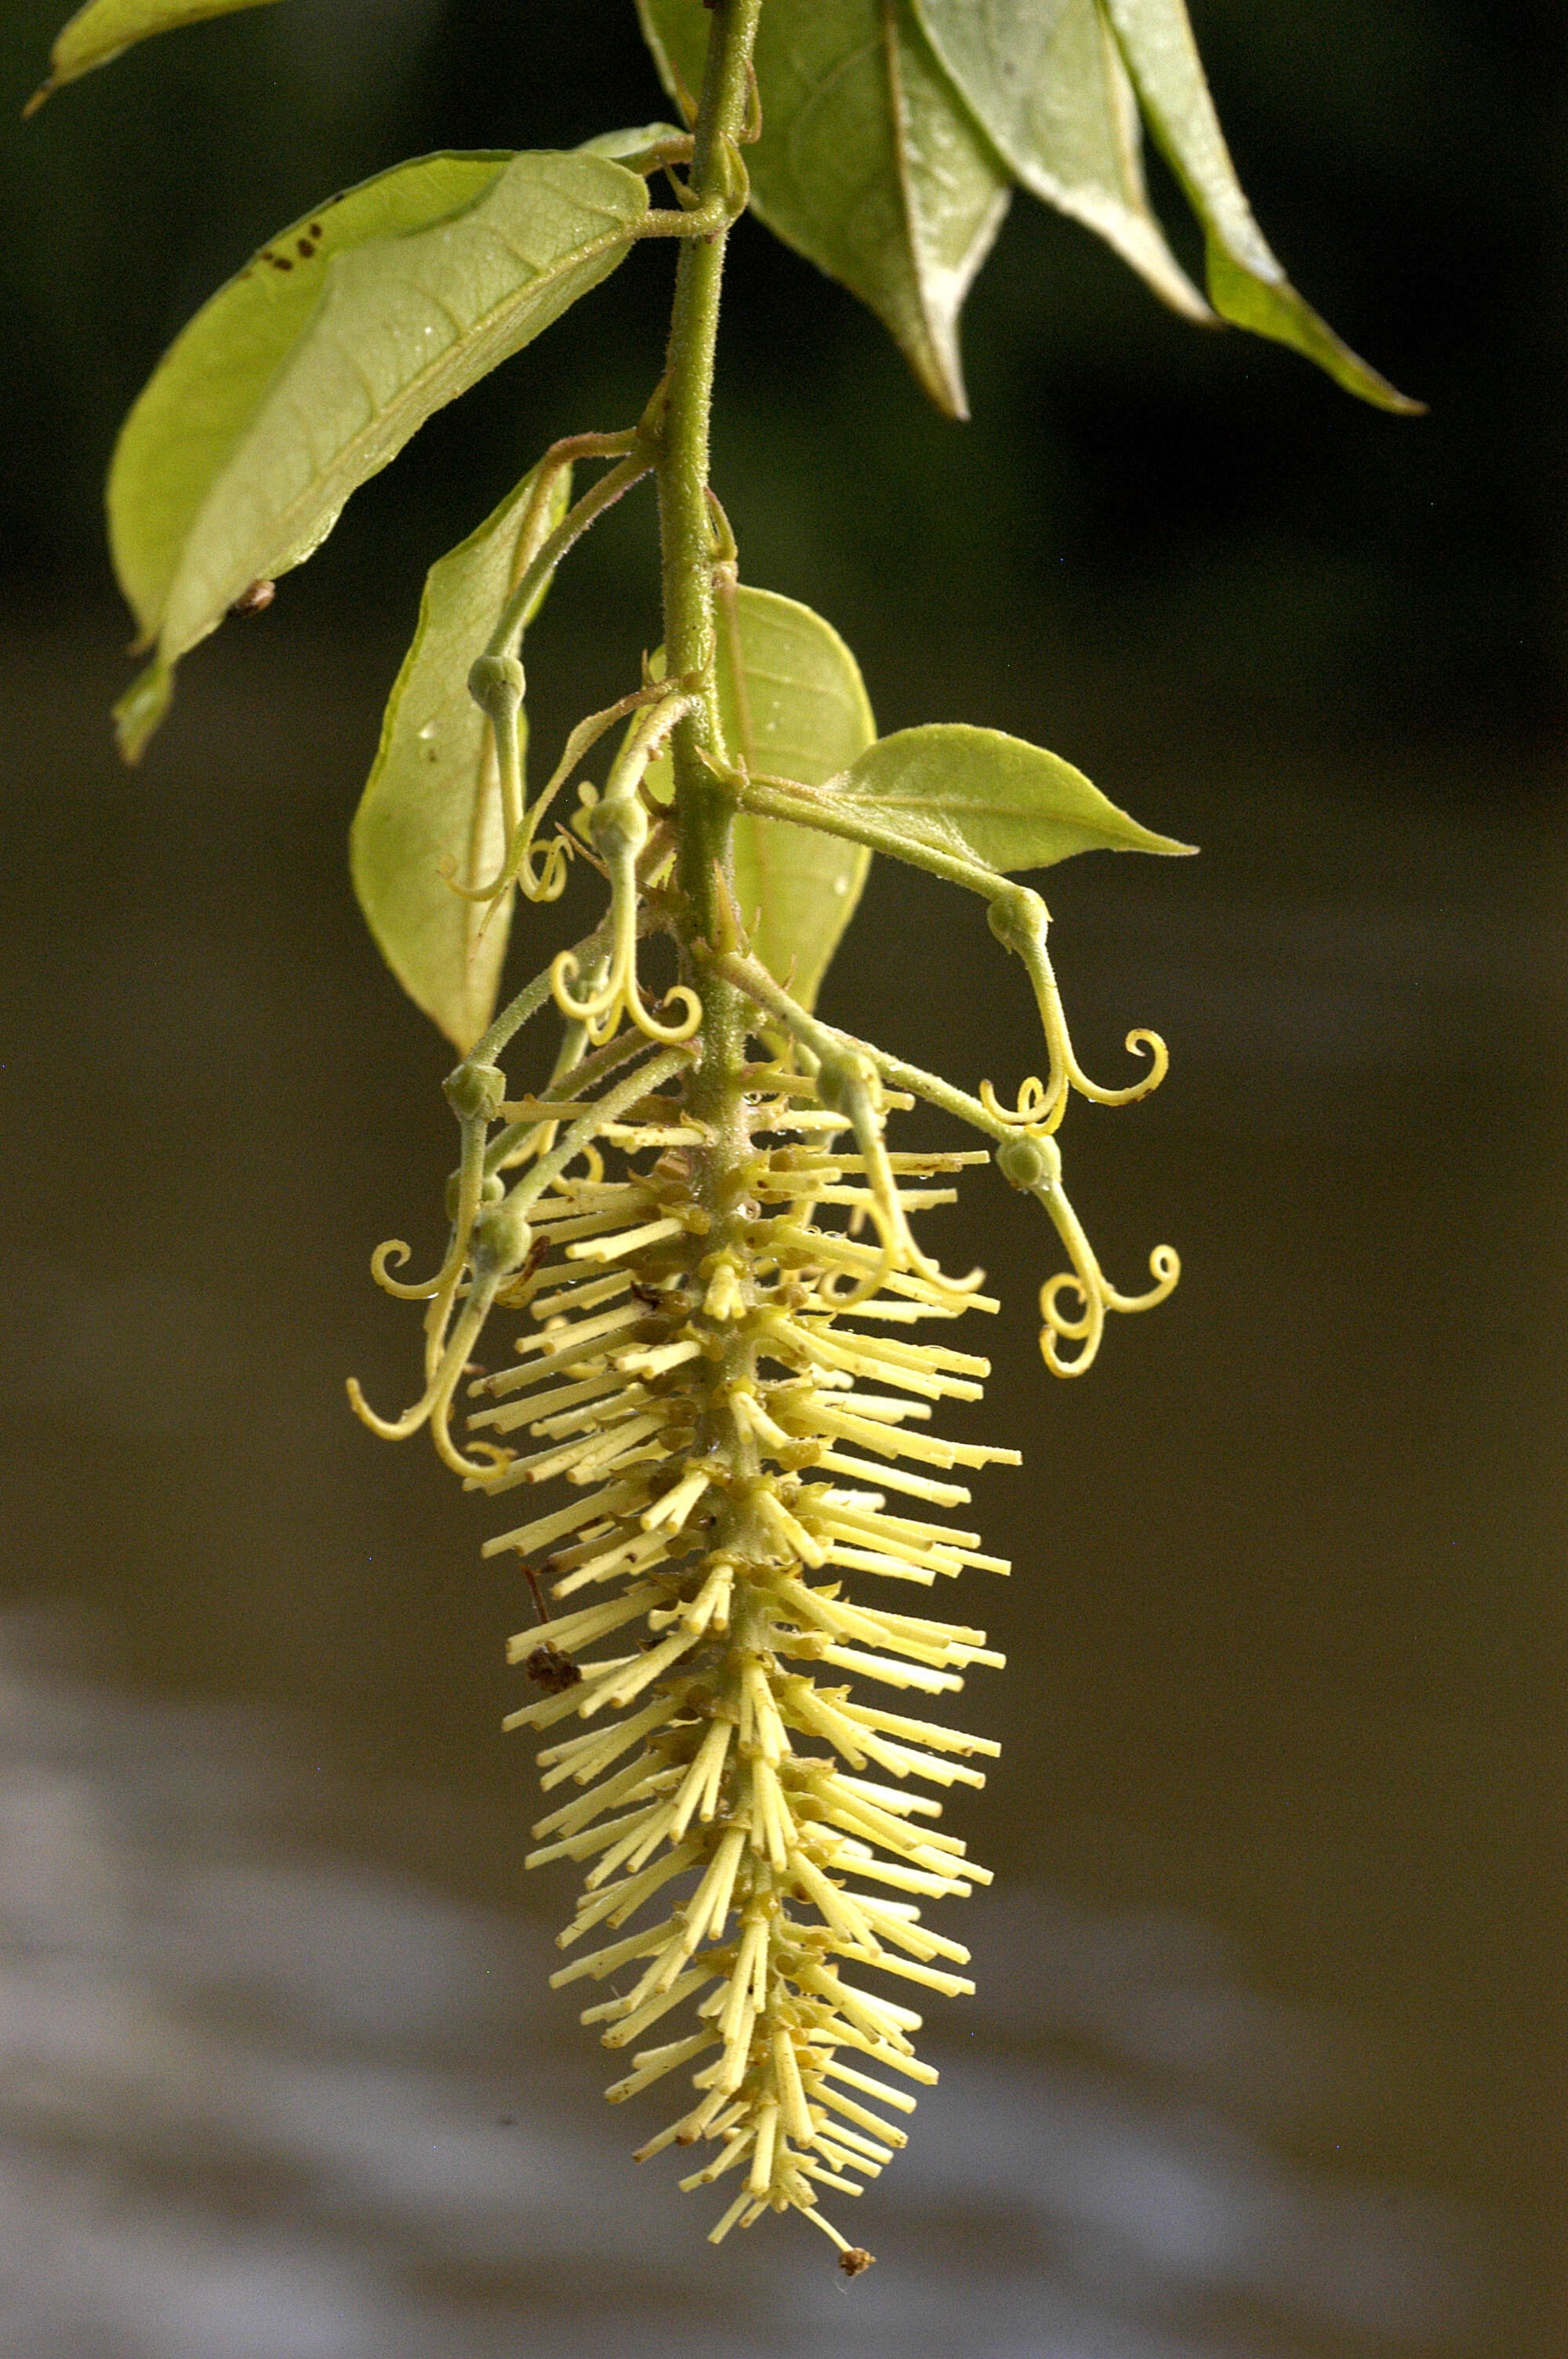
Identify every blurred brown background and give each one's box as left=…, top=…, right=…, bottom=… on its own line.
left=0, top=4, right=1561, bottom=2354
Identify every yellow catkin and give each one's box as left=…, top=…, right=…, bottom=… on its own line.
left=439, top=1073, right=1012, bottom=2259
left=358, top=946, right=1176, bottom=2271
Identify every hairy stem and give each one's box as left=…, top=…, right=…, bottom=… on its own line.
left=656, top=0, right=764, bottom=1158
left=650, top=3, right=771, bottom=1722
left=738, top=772, right=1008, bottom=903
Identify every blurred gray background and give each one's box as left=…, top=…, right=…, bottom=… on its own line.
left=0, top=3, right=1560, bottom=2354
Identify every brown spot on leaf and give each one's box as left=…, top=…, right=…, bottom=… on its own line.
left=228, top=580, right=275, bottom=617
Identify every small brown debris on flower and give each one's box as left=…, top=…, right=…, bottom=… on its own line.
left=524, top=1641, right=580, bottom=1694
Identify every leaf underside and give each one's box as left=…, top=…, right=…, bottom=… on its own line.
left=1099, top=0, right=1421, bottom=412
left=579, top=122, right=688, bottom=162
left=109, top=153, right=513, bottom=648
left=822, top=722, right=1196, bottom=874
left=911, top=0, right=1206, bottom=320
left=350, top=460, right=574, bottom=1054
left=634, top=0, right=1416, bottom=414
left=647, top=585, right=877, bottom=1010
left=27, top=0, right=279, bottom=113
left=111, top=148, right=648, bottom=758
left=637, top=0, right=1009, bottom=417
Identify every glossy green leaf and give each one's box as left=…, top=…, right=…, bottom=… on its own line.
left=909, top=0, right=1206, bottom=320
left=349, top=460, right=573, bottom=1053
left=26, top=0, right=278, bottom=114
left=647, top=587, right=877, bottom=1009
left=111, top=148, right=648, bottom=758
left=637, top=0, right=1009, bottom=417
left=824, top=723, right=1194, bottom=874
left=1101, top=0, right=1421, bottom=412
left=110, top=154, right=511, bottom=654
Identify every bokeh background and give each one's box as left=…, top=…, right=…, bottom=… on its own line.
left=0, top=4, right=1560, bottom=2354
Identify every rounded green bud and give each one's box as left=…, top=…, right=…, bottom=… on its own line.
left=467, top=652, right=524, bottom=713
left=814, top=1047, right=877, bottom=1116
left=443, top=1060, right=506, bottom=1122
left=987, top=885, right=1048, bottom=958
left=588, top=794, right=649, bottom=858
left=996, top=1132, right=1061, bottom=1192
left=473, top=1196, right=533, bottom=1278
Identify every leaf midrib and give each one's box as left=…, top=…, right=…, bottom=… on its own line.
left=173, top=194, right=638, bottom=634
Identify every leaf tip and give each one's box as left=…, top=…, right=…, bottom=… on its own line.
left=1327, top=360, right=1426, bottom=419
left=1205, top=242, right=1424, bottom=416
left=113, top=656, right=173, bottom=765
left=914, top=335, right=971, bottom=423
left=935, top=363, right=971, bottom=424
left=1113, top=817, right=1198, bottom=859
left=21, top=78, right=53, bottom=121
left=435, top=1009, right=484, bottom=1056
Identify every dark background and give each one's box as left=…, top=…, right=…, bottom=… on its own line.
left=0, top=5, right=1561, bottom=2357
left=1, top=0, right=1563, bottom=751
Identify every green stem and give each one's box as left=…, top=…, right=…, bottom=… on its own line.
left=858, top=1046, right=1011, bottom=1143
left=483, top=1024, right=662, bottom=1176
left=738, top=773, right=1010, bottom=903
left=484, top=446, right=653, bottom=666
left=461, top=914, right=613, bottom=1073
left=713, top=948, right=1014, bottom=1145
left=500, top=1045, right=697, bottom=1223
left=648, top=1, right=770, bottom=1607
left=655, top=0, right=764, bottom=1155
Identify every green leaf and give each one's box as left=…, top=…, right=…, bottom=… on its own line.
left=909, top=0, right=1206, bottom=320
left=111, top=148, right=648, bottom=758
left=578, top=123, right=686, bottom=162
left=349, top=460, right=574, bottom=1054
left=637, top=0, right=1010, bottom=417
left=110, top=154, right=511, bottom=655
left=1100, top=0, right=1422, bottom=413
left=25, top=0, right=279, bottom=114
left=647, top=586, right=877, bottom=1009
left=823, top=723, right=1194, bottom=873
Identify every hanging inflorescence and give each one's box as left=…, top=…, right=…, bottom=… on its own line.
left=36, top=0, right=1416, bottom=2286
left=350, top=732, right=1179, bottom=2268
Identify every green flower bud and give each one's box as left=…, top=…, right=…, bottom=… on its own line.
left=813, top=1046, right=877, bottom=1115
left=467, top=652, right=524, bottom=713
left=443, top=1060, right=506, bottom=1122
left=472, top=1196, right=533, bottom=1278
left=996, top=1132, right=1061, bottom=1192
left=588, top=794, right=650, bottom=858
left=986, top=885, right=1048, bottom=958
